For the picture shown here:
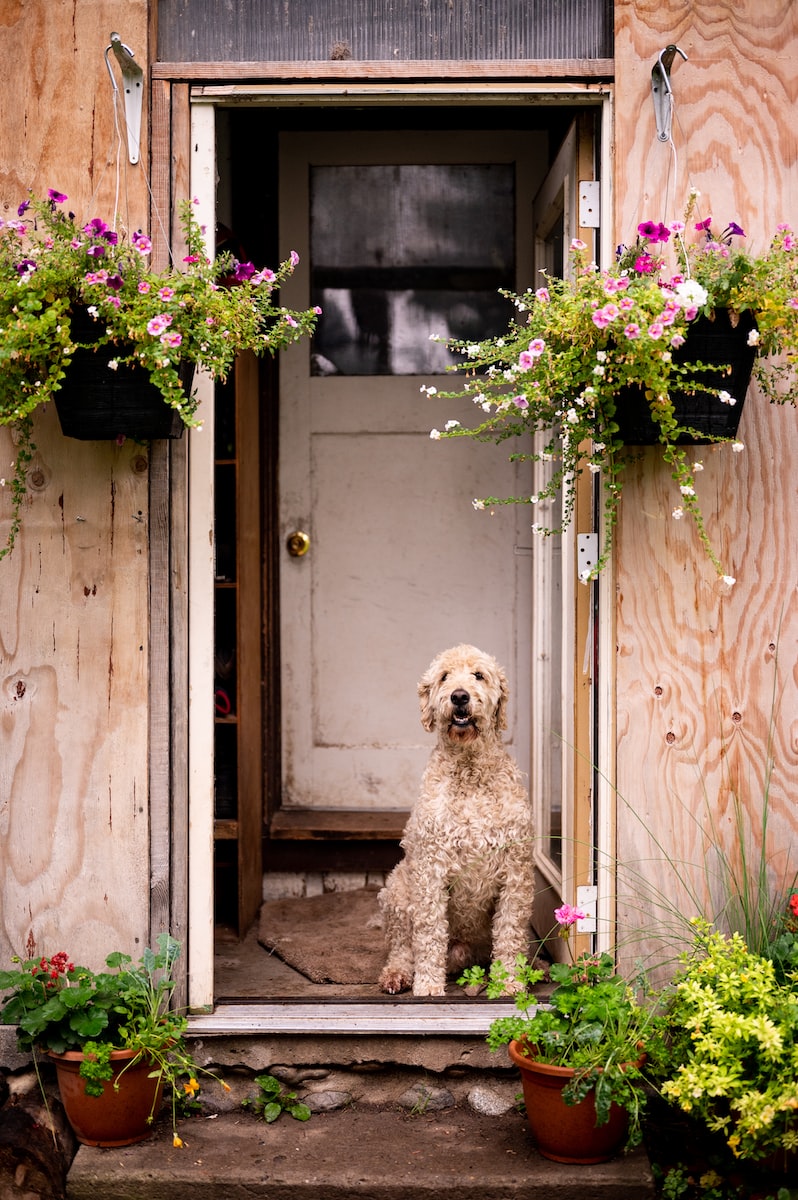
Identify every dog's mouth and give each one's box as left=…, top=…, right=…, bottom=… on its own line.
left=448, top=710, right=478, bottom=739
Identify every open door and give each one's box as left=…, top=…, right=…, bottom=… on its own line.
left=529, top=115, right=599, bottom=957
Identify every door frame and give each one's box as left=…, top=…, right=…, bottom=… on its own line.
left=186, top=82, right=615, bottom=1015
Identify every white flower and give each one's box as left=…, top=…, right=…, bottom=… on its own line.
left=0, top=478, right=5, bottom=487
left=472, top=498, right=486, bottom=510
left=589, top=462, right=600, bottom=474
left=718, top=390, right=736, bottom=406
left=531, top=523, right=544, bottom=534
left=593, top=441, right=605, bottom=452
left=722, top=575, right=736, bottom=587
left=593, top=365, right=606, bottom=377
left=466, top=343, right=481, bottom=357
left=530, top=494, right=540, bottom=504
left=86, top=305, right=99, bottom=317
left=674, top=279, right=709, bottom=308
left=748, top=328, right=760, bottom=346
left=429, top=428, right=441, bottom=440
left=566, top=408, right=579, bottom=424
left=107, top=359, right=119, bottom=371
left=693, top=459, right=705, bottom=472
left=732, top=441, right=745, bottom=453
left=578, top=567, right=593, bottom=583
left=444, top=419, right=460, bottom=430
left=672, top=506, right=685, bottom=520
left=680, top=485, right=695, bottom=496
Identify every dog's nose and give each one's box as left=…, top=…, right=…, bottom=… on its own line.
left=451, top=689, right=470, bottom=708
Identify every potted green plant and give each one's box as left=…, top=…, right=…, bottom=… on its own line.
left=0, top=934, right=229, bottom=1147
left=433, top=189, right=798, bottom=582
left=459, top=905, right=662, bottom=1163
left=656, top=918, right=798, bottom=1170
left=0, top=187, right=320, bottom=558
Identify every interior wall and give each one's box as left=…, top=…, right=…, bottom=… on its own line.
left=613, top=1, right=798, bottom=970
left=0, top=2, right=154, bottom=970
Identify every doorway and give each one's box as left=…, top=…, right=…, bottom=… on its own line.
left=192, top=96, right=607, bottom=1009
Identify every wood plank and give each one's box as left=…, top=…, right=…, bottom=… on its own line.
left=270, top=810, right=409, bottom=840
left=236, top=353, right=265, bottom=931
left=154, top=59, right=614, bottom=82
left=613, top=0, right=798, bottom=973
left=189, top=1001, right=526, bottom=1035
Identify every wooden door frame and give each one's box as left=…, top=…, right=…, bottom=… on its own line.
left=176, top=80, right=614, bottom=1017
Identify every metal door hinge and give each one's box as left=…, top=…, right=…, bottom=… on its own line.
left=579, top=181, right=600, bottom=228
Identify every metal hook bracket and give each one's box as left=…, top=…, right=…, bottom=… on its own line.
left=651, top=44, right=688, bottom=143
left=104, top=32, right=143, bottom=165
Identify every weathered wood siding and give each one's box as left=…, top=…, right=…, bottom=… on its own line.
left=0, top=2, right=153, bottom=971
left=613, top=0, right=798, bottom=967
left=156, top=0, right=613, bottom=62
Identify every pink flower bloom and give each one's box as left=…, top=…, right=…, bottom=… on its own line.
left=158, top=287, right=175, bottom=301
left=648, top=322, right=664, bottom=339
left=670, top=333, right=686, bottom=348
left=554, top=904, right=587, bottom=927
left=535, top=287, right=550, bottom=302
left=789, top=298, right=798, bottom=310
left=132, top=231, right=152, bottom=255
left=161, top=331, right=183, bottom=348
left=313, top=305, right=323, bottom=315
left=784, top=234, right=795, bottom=250
left=619, top=296, right=635, bottom=310
left=147, top=313, right=172, bottom=335
left=624, top=323, right=641, bottom=339
left=289, top=250, right=300, bottom=267
left=513, top=396, right=529, bottom=409
left=592, top=309, right=611, bottom=329
left=570, top=238, right=587, bottom=251
left=137, top=281, right=151, bottom=294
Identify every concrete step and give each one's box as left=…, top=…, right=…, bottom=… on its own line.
left=66, top=1106, right=656, bottom=1200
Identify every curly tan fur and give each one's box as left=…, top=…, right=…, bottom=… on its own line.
left=378, top=645, right=535, bottom=997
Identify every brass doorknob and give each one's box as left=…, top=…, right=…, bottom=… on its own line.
left=286, top=530, right=311, bottom=557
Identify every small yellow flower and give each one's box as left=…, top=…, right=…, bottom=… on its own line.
left=184, top=1077, right=200, bottom=1096
left=221, top=1081, right=231, bottom=1092
left=173, top=1134, right=183, bottom=1148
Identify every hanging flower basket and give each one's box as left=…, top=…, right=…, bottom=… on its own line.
left=611, top=309, right=758, bottom=445
left=53, top=307, right=193, bottom=442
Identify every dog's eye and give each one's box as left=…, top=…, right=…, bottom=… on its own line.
left=440, top=672, right=448, bottom=683
left=473, top=671, right=484, bottom=681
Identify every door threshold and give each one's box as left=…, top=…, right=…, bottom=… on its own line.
left=188, top=1000, right=524, bottom=1035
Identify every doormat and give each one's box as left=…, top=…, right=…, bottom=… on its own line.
left=258, top=888, right=386, bottom=985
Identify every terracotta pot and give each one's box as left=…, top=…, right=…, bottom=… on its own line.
left=508, top=1039, right=632, bottom=1164
left=49, top=1048, right=165, bottom=1147
left=54, top=306, right=192, bottom=442
left=612, top=309, right=757, bottom=445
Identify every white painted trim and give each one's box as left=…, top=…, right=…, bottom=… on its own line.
left=595, top=92, right=617, bottom=956
left=188, top=103, right=217, bottom=1011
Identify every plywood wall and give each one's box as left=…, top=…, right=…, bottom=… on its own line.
left=613, top=1, right=798, bottom=969
left=0, top=1, right=153, bottom=969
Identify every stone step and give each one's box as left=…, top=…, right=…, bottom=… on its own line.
left=66, top=1106, right=656, bottom=1200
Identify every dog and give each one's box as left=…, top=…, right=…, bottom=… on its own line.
left=378, top=644, right=535, bottom=997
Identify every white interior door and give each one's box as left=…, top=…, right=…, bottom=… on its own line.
left=278, top=131, right=545, bottom=812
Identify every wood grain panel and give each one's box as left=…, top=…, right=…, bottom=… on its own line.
left=614, top=1, right=798, bottom=970
left=0, top=2, right=153, bottom=970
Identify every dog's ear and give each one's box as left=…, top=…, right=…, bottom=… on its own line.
left=417, top=667, right=437, bottom=731
left=494, top=666, right=509, bottom=732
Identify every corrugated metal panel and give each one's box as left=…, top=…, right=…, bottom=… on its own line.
left=157, top=0, right=613, bottom=63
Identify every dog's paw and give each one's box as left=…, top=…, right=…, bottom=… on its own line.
left=379, top=968, right=412, bottom=995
